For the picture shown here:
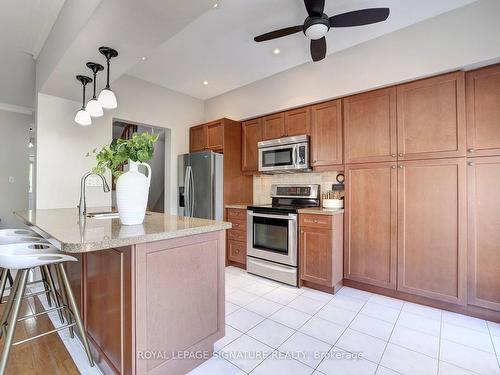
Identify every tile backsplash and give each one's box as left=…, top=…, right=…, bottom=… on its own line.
left=253, top=171, right=342, bottom=204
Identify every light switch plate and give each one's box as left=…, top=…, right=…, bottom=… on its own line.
left=86, top=176, right=103, bottom=187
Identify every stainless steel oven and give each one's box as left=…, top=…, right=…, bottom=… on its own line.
left=258, top=135, right=310, bottom=173
left=247, top=211, right=297, bottom=265
left=246, top=184, right=320, bottom=286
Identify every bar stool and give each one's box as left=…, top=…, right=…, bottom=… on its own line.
left=0, top=242, right=94, bottom=374
left=0, top=229, right=39, bottom=237
left=0, top=232, right=57, bottom=310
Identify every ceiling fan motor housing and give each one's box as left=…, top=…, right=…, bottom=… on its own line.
left=304, top=14, right=330, bottom=39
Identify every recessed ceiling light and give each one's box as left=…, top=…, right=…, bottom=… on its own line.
left=203, top=80, right=209, bottom=86
left=141, top=56, right=147, bottom=61
left=212, top=2, right=221, bottom=9
left=272, top=48, right=281, bottom=55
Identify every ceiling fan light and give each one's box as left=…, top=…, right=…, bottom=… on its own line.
left=98, top=88, right=117, bottom=109
left=86, top=98, right=103, bottom=117
left=305, top=23, right=329, bottom=40
left=74, top=109, right=92, bottom=126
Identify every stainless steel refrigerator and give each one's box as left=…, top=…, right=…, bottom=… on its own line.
left=178, top=151, right=224, bottom=220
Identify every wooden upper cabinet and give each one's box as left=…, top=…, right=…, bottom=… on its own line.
left=397, top=72, right=466, bottom=160
left=190, top=125, right=207, bottom=153
left=344, top=162, right=397, bottom=289
left=206, top=121, right=224, bottom=151
left=262, top=112, right=285, bottom=140
left=397, top=158, right=467, bottom=305
left=285, top=107, right=311, bottom=137
left=344, top=87, right=397, bottom=164
left=242, top=118, right=262, bottom=172
left=466, top=64, right=500, bottom=157
left=311, top=99, right=343, bottom=167
left=467, top=156, right=500, bottom=311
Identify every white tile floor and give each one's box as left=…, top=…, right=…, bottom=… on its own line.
left=189, top=266, right=500, bottom=375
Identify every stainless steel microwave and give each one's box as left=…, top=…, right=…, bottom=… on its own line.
left=258, top=135, right=311, bottom=173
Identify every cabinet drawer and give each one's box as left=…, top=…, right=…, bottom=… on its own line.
left=228, top=229, right=246, bottom=242
left=227, top=209, right=247, bottom=221
left=228, top=240, right=246, bottom=264
left=299, top=214, right=332, bottom=229
left=229, top=220, right=246, bottom=232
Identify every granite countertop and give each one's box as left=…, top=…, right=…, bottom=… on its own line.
left=297, top=207, right=344, bottom=216
left=225, top=204, right=249, bottom=209
left=15, top=208, right=231, bottom=253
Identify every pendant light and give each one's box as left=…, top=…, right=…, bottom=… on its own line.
left=98, top=46, right=118, bottom=109
left=85, top=62, right=104, bottom=117
left=74, top=75, right=93, bottom=126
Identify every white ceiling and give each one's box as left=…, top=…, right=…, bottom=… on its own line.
left=0, top=0, right=66, bottom=57
left=128, top=0, right=477, bottom=100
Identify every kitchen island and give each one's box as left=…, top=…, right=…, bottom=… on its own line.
left=15, top=208, right=231, bottom=375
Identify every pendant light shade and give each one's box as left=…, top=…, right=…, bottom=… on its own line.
left=98, top=47, right=118, bottom=109
left=75, top=75, right=93, bottom=126
left=86, top=62, right=104, bottom=117
left=74, top=109, right=92, bottom=126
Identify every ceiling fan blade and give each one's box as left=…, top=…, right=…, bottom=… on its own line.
left=310, top=37, right=326, bottom=62
left=329, top=8, right=390, bottom=28
left=304, top=0, right=325, bottom=17
left=254, top=25, right=303, bottom=42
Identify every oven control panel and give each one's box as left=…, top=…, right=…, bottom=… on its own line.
left=271, top=184, right=320, bottom=199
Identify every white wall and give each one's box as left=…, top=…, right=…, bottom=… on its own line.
left=0, top=50, right=35, bottom=109
left=204, top=0, right=500, bottom=121
left=0, top=110, right=33, bottom=227
left=36, top=75, right=204, bottom=212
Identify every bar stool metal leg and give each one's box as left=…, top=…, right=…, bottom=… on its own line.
left=6, top=272, right=13, bottom=289
left=55, top=264, right=74, bottom=338
left=0, top=270, right=8, bottom=303
left=42, top=265, right=64, bottom=324
left=57, top=263, right=94, bottom=367
left=0, top=272, right=21, bottom=339
left=40, top=266, right=52, bottom=307
left=0, top=269, right=29, bottom=375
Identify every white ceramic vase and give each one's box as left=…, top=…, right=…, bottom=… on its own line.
left=116, top=160, right=152, bottom=225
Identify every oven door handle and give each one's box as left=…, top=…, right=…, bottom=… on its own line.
left=248, top=212, right=297, bottom=220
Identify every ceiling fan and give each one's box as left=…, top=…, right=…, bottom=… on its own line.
left=254, top=0, right=390, bottom=62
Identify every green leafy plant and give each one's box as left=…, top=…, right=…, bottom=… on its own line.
left=87, top=132, right=159, bottom=179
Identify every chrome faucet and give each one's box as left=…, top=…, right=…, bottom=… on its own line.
left=78, top=172, right=110, bottom=217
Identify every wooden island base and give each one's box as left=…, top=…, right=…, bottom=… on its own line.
left=66, top=230, right=226, bottom=375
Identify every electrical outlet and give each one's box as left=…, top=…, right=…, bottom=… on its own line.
left=8, top=176, right=15, bottom=184
left=86, top=176, right=103, bottom=187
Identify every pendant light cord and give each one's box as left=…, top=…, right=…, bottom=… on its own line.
left=93, top=71, right=97, bottom=98
left=106, top=58, right=110, bottom=89
left=82, top=83, right=86, bottom=110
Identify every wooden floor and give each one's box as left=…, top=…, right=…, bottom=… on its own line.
left=0, top=293, right=79, bottom=374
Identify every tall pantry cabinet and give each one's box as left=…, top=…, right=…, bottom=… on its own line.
left=344, top=72, right=469, bottom=306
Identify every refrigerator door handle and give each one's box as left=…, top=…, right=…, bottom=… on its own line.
left=189, top=166, right=195, bottom=216
left=184, top=166, right=192, bottom=216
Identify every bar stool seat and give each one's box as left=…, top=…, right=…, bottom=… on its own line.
left=0, top=236, right=46, bottom=245
left=0, top=242, right=94, bottom=374
left=0, top=229, right=39, bottom=238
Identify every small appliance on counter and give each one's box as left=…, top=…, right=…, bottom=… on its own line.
left=247, top=184, right=320, bottom=286
left=258, top=135, right=311, bottom=174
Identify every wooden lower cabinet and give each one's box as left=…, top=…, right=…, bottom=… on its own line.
left=397, top=158, right=467, bottom=305
left=467, top=157, right=500, bottom=311
left=225, top=208, right=247, bottom=267
left=344, top=163, right=397, bottom=289
left=299, top=213, right=343, bottom=291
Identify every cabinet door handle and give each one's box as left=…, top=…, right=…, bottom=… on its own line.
left=391, top=154, right=396, bottom=158
left=398, top=165, right=403, bottom=169
left=398, top=153, right=403, bottom=157
left=468, top=148, right=475, bottom=153
left=391, top=165, right=396, bottom=169
left=468, top=162, right=475, bottom=166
